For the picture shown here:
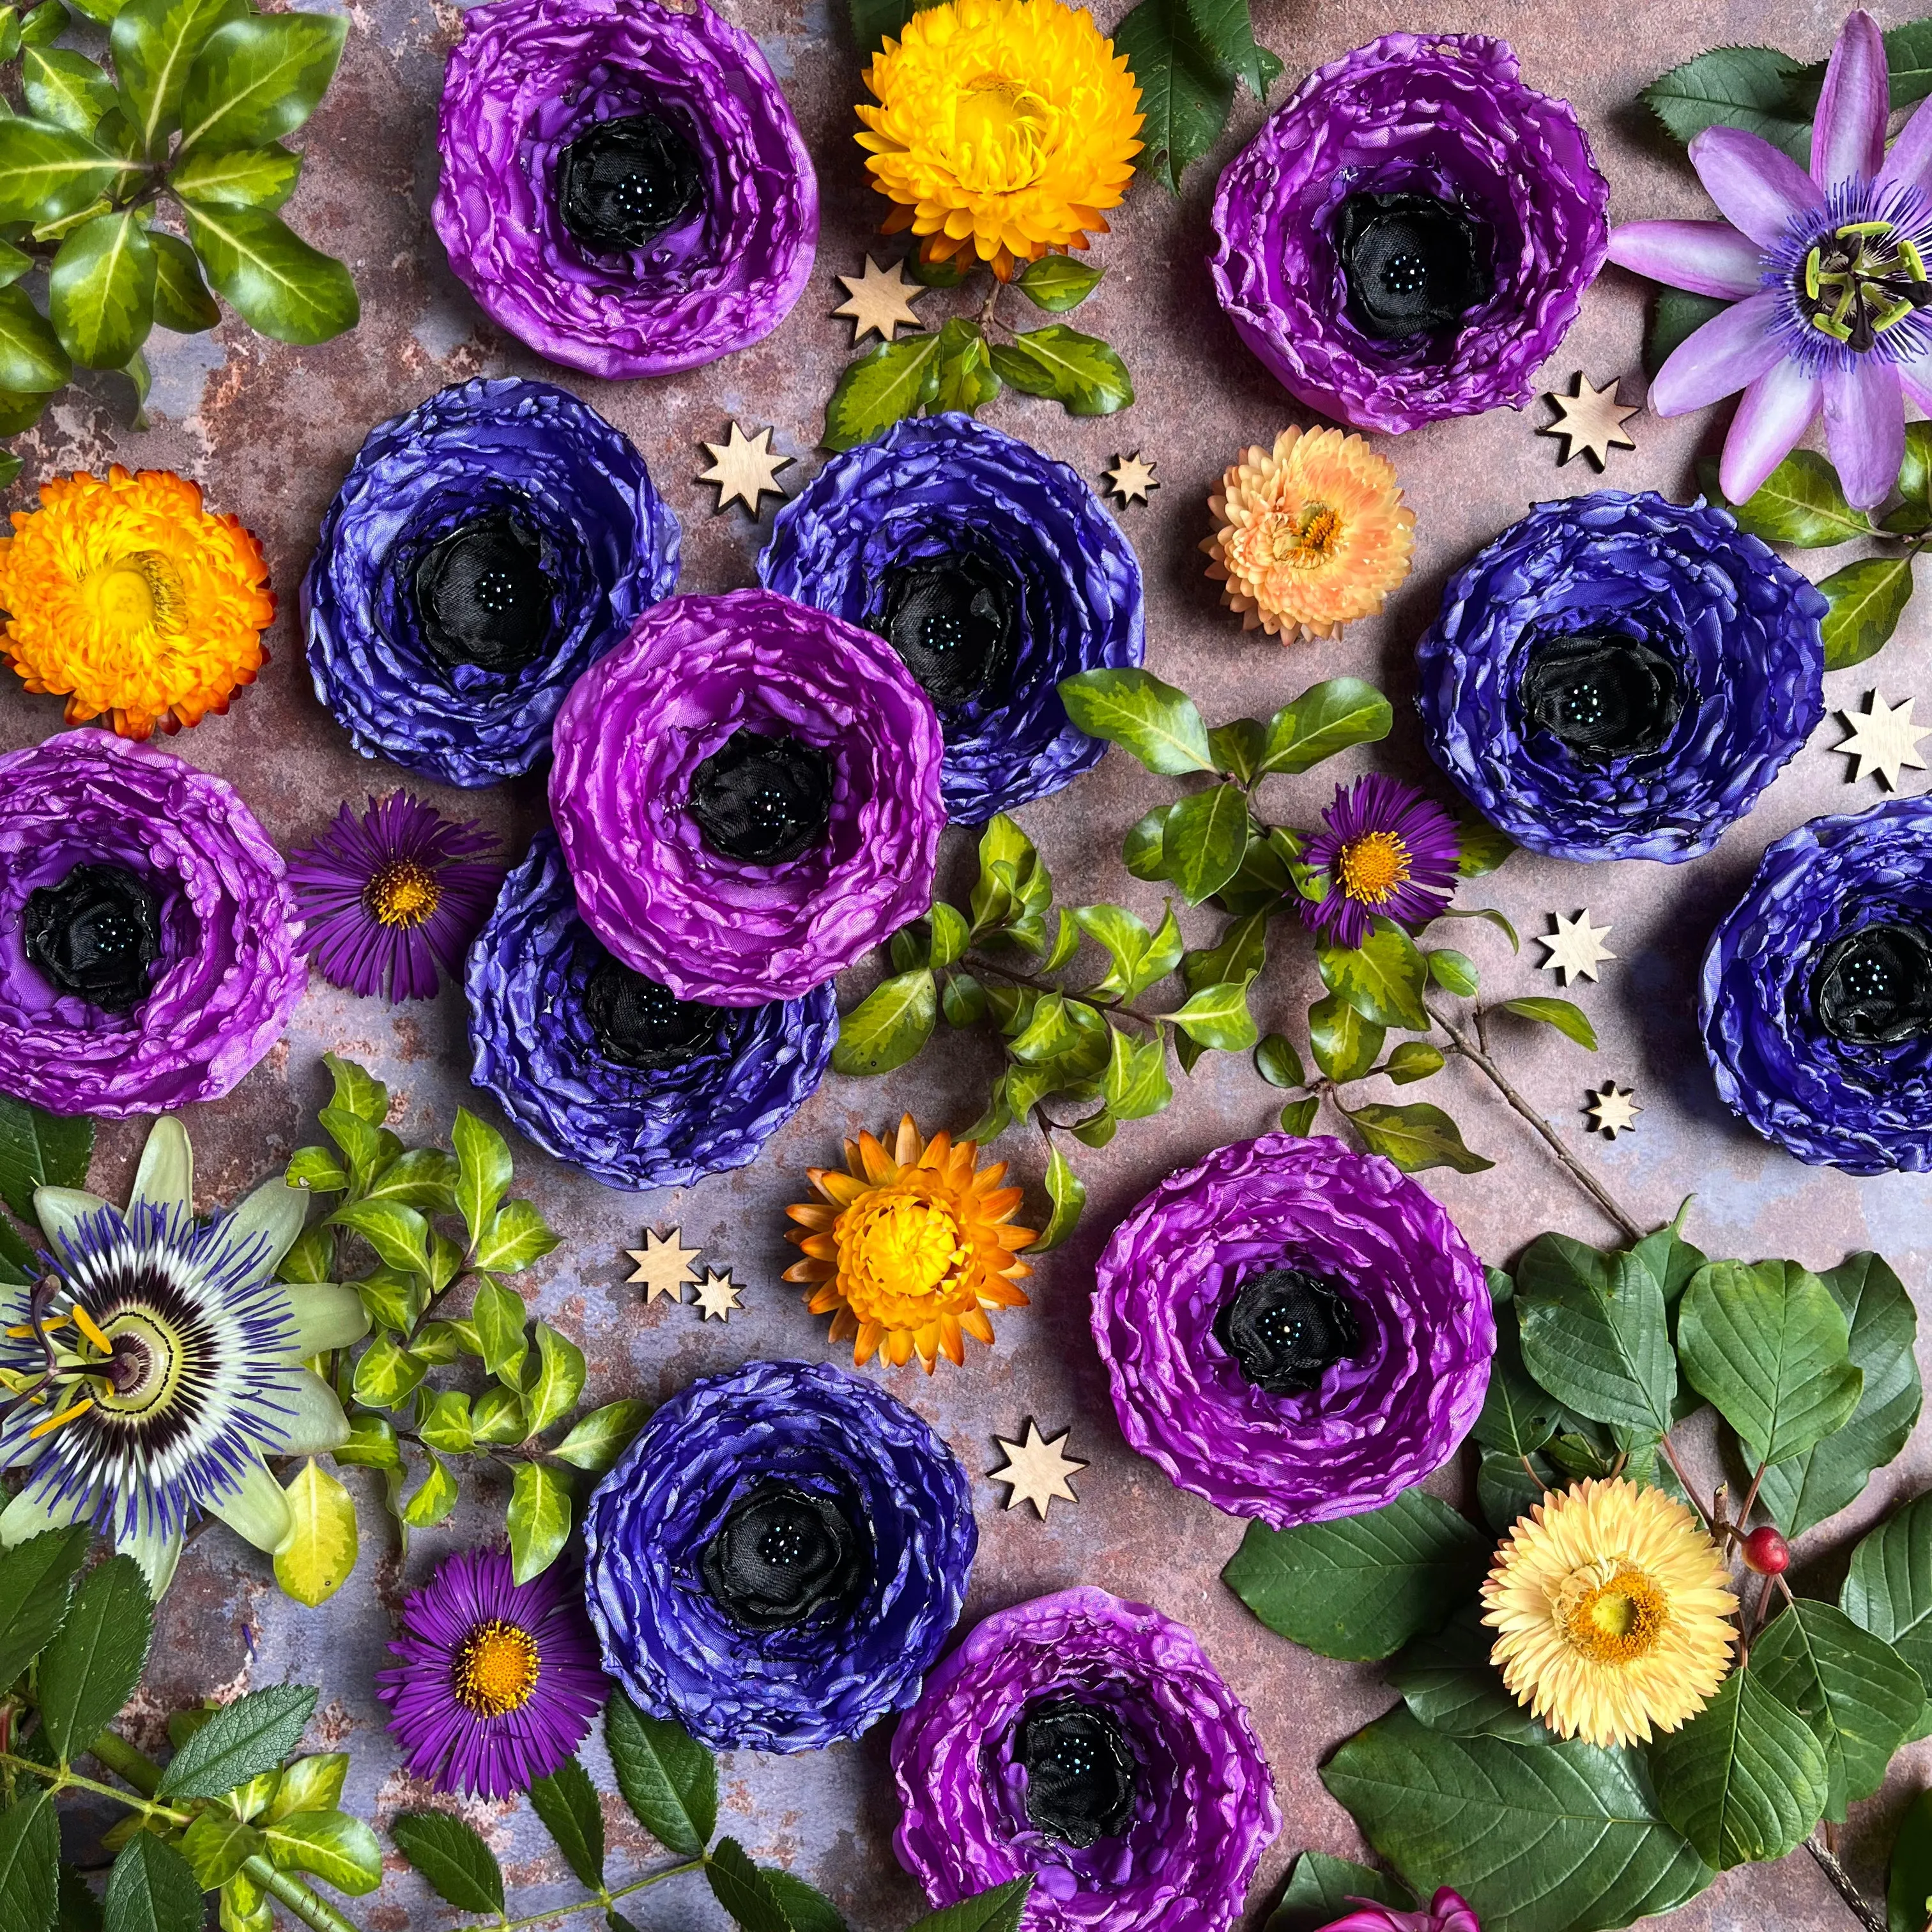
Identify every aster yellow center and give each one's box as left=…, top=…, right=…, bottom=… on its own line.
left=1262, top=503, right=1342, bottom=567
left=452, top=1620, right=539, bottom=1717
left=949, top=73, right=1052, bottom=190
left=365, top=859, right=441, bottom=929
left=844, top=1194, right=968, bottom=1309
left=1336, top=830, right=1411, bottom=905
left=81, top=550, right=188, bottom=640
left=1556, top=1560, right=1669, bottom=1665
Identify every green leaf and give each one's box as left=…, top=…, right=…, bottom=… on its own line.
left=902, top=1880, right=1034, bottom=1932
left=38, top=1554, right=150, bottom=1762
left=942, top=970, right=988, bottom=1027
left=761, top=1873, right=846, bottom=1932
left=1268, top=1853, right=1411, bottom=1932
left=1259, top=677, right=1394, bottom=775
left=1317, top=920, right=1427, bottom=1031
left=930, top=315, right=1000, bottom=414
left=349, top=1331, right=425, bottom=1409
left=20, top=3, right=67, bottom=47
left=0, top=118, right=119, bottom=225
left=1388, top=1602, right=1554, bottom=1746
left=1277, top=1096, right=1319, bottom=1135
left=988, top=323, right=1131, bottom=415
left=326, top=1198, right=429, bottom=1278
left=1034, top=1144, right=1085, bottom=1254
left=507, top=1460, right=571, bottom=1583
left=1308, top=992, right=1384, bottom=1084
left=847, top=0, right=924, bottom=56
left=526, top=1322, right=586, bottom=1435
left=1712, top=447, right=1869, bottom=547
left=0, top=1793, right=57, bottom=1932
left=1057, top=668, right=1213, bottom=774
left=929, top=900, right=969, bottom=969
left=1222, top=1487, right=1487, bottom=1661
left=1478, top=1448, right=1552, bottom=1533
left=707, top=1839, right=791, bottom=1932
left=271, top=1459, right=357, bottom=1607
left=330, top=1411, right=400, bottom=1470
left=1121, top=805, right=1170, bottom=880
left=1016, top=254, right=1102, bottom=311
left=388, top=1812, right=503, bottom=1917
left=606, top=1694, right=716, bottom=1856
left=1474, top=1313, right=1563, bottom=1459
left=0, top=1526, right=93, bottom=1689
left=261, top=1810, right=382, bottom=1896
left=1843, top=1492, right=1932, bottom=1690
left=399, top=1452, right=457, bottom=1527
left=1322, top=1710, right=1713, bottom=1932
left=1253, top=1032, right=1304, bottom=1089
left=1385, top=1041, right=1445, bottom=1084
left=1101, top=1023, right=1171, bottom=1121
left=1498, top=995, right=1598, bottom=1051
left=1348, top=1102, right=1494, bottom=1176
left=48, top=210, right=153, bottom=367
left=1113, top=0, right=1234, bottom=190
left=1206, top=716, right=1266, bottom=784
left=266, top=1753, right=346, bottom=1823
left=112, top=0, right=243, bottom=155
left=1678, top=1259, right=1863, bottom=1465
left=166, top=139, right=298, bottom=210
left=529, top=1756, right=604, bottom=1889
left=1818, top=554, right=1915, bottom=671
left=0, top=1093, right=91, bottom=1222
left=103, top=1834, right=201, bottom=1932
left=178, top=1814, right=263, bottom=1890
left=22, top=49, right=114, bottom=135
left=553, top=1398, right=649, bottom=1473
left=178, top=201, right=355, bottom=343
left=468, top=1279, right=525, bottom=1382
left=1759, top=1252, right=1922, bottom=1537
left=176, top=12, right=345, bottom=153
left=1641, top=45, right=1809, bottom=158
left=1426, top=948, right=1478, bottom=997
left=160, top=1683, right=316, bottom=1798
left=823, top=329, right=941, bottom=449
left=1180, top=0, right=1277, bottom=100
left=1165, top=976, right=1257, bottom=1051
left=1515, top=1235, right=1676, bottom=1437
left=1649, top=1657, right=1829, bottom=1869
left=452, top=1107, right=512, bottom=1253
left=1160, top=782, right=1249, bottom=904
left=1072, top=903, right=1172, bottom=1002
left=1890, top=1788, right=1932, bottom=1932
left=831, top=967, right=937, bottom=1076
left=323, top=1054, right=387, bottom=1125
left=1904, top=418, right=1932, bottom=504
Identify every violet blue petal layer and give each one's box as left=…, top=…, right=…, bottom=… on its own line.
left=582, top=1358, right=976, bottom=1752
left=758, top=413, right=1144, bottom=824
left=433, top=0, right=816, bottom=378
left=891, top=1586, right=1280, bottom=1932
left=1208, top=33, right=1608, bottom=433
left=1416, top=491, right=1825, bottom=862
left=1091, top=1135, right=1493, bottom=1529
left=0, top=734, right=303, bottom=1117
left=304, top=377, right=679, bottom=788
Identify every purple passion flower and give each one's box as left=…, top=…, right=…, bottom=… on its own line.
left=1209, top=34, right=1608, bottom=434
left=1300, top=774, right=1459, bottom=949
left=582, top=1358, right=976, bottom=1752
left=0, top=734, right=303, bottom=1118
left=466, top=832, right=836, bottom=1190
left=304, top=377, right=679, bottom=789
left=1090, top=1134, right=1494, bottom=1528
left=433, top=0, right=816, bottom=379
left=289, top=793, right=505, bottom=1004
left=1701, top=795, right=1932, bottom=1173
left=376, top=1543, right=609, bottom=1799
left=891, top=1586, right=1280, bottom=1932
left=1418, top=492, right=1826, bottom=862
left=758, top=413, right=1144, bottom=824
left=1609, top=12, right=1932, bottom=507
left=549, top=588, right=945, bottom=1006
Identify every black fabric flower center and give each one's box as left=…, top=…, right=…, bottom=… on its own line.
left=1336, top=192, right=1491, bottom=341
left=1521, top=633, right=1685, bottom=759
left=581, top=955, right=723, bottom=1070
left=1015, top=1699, right=1138, bottom=1848
left=1812, top=921, right=1932, bottom=1045
left=24, top=864, right=162, bottom=1012
left=688, top=730, right=833, bottom=864
left=876, top=553, right=1018, bottom=707
left=557, top=112, right=703, bottom=251
left=412, top=509, right=556, bottom=674
left=1215, top=1266, right=1361, bottom=1396
left=700, top=1479, right=869, bottom=1632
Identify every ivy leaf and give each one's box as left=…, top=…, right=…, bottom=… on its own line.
left=0, top=118, right=119, bottom=224
left=0, top=1526, right=93, bottom=1690
left=103, top=1834, right=201, bottom=1932
left=832, top=967, right=937, bottom=1076
left=1259, top=675, right=1393, bottom=774
left=38, top=1554, right=150, bottom=1763
left=1034, top=1144, right=1085, bottom=1253
left=1705, top=448, right=1868, bottom=547
left=1058, top=668, right=1213, bottom=774
left=1308, top=990, right=1383, bottom=1084
left=390, top=1813, right=504, bottom=1917
left=48, top=209, right=154, bottom=368
left=930, top=315, right=1000, bottom=413
left=1515, top=1236, right=1676, bottom=1438
left=824, top=330, right=940, bottom=449
left=22, top=47, right=114, bottom=134
left=608, top=1696, right=717, bottom=1855
left=1016, top=255, right=1103, bottom=311
left=111, top=0, right=245, bottom=154
left=1165, top=976, right=1257, bottom=1051
left=1160, top=781, right=1250, bottom=904
left=1646, top=289, right=1728, bottom=379
left=1498, top=996, right=1598, bottom=1051
left=1640, top=45, right=1809, bottom=159
left=1817, top=555, right=1915, bottom=671
left=179, top=200, right=356, bottom=343
left=160, top=1684, right=316, bottom=1798
left=1347, top=1102, right=1494, bottom=1176
left=528, top=1756, right=604, bottom=1890
left=176, top=12, right=346, bottom=154
left=271, top=1459, right=358, bottom=1607
left=1113, top=0, right=1234, bottom=191
left=1317, top=920, right=1427, bottom=1031
left=987, top=324, right=1131, bottom=415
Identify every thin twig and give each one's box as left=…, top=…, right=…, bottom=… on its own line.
left=1737, top=1459, right=1770, bottom=1527
left=1657, top=1436, right=1715, bottom=1533
left=963, top=953, right=1165, bottom=1028
left=1806, top=1836, right=1888, bottom=1932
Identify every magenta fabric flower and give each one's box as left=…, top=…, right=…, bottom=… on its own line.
left=433, top=0, right=816, bottom=379
left=1609, top=10, right=1932, bottom=507
left=1321, top=1892, right=1481, bottom=1932
left=1300, top=775, right=1460, bottom=948
left=891, top=1587, right=1279, bottom=1932
left=1091, top=1135, right=1494, bottom=1529
left=549, top=588, right=945, bottom=1006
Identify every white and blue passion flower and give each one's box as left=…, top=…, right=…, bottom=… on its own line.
left=0, top=1116, right=369, bottom=1597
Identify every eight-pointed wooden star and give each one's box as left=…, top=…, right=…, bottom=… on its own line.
left=1105, top=451, right=1159, bottom=506
left=1538, top=909, right=1616, bottom=986
left=1538, top=373, right=1639, bottom=470
left=698, top=422, right=792, bottom=515
left=1585, top=1081, right=1642, bottom=1140
left=988, top=1421, right=1085, bottom=1521
left=625, top=1227, right=701, bottom=1306
left=832, top=255, right=926, bottom=343
left=1835, top=691, right=1931, bottom=790
left=693, top=1269, right=744, bottom=1322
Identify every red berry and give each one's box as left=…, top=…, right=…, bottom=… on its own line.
left=1743, top=1526, right=1791, bottom=1575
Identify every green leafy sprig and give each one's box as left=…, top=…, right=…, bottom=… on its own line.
left=280, top=1057, right=645, bottom=1599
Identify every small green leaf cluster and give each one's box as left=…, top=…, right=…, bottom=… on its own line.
left=1112, top=0, right=1281, bottom=190
left=0, top=1526, right=379, bottom=1932
left=392, top=1693, right=1032, bottom=1932
left=0, top=0, right=357, bottom=480
left=280, top=1057, right=645, bottom=1597
left=0, top=1089, right=91, bottom=1296
left=1224, top=1215, right=1932, bottom=1932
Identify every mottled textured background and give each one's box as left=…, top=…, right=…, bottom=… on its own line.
left=16, top=1, right=1932, bottom=1928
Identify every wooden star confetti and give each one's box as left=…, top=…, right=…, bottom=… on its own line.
left=1835, top=691, right=1930, bottom=790
left=1539, top=373, right=1639, bottom=470
left=1585, top=1081, right=1642, bottom=1140
left=625, top=1227, right=700, bottom=1306
left=698, top=422, right=792, bottom=516
left=693, top=1268, right=743, bottom=1322
left=1104, top=451, right=1158, bottom=507
left=988, top=1421, right=1085, bottom=1521
left=832, top=255, right=925, bottom=343
left=1539, top=910, right=1616, bottom=986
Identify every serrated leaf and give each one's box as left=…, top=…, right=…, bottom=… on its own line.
left=271, top=1459, right=356, bottom=1607
left=1113, top=0, right=1234, bottom=190
left=1348, top=1101, right=1494, bottom=1176
left=606, top=1694, right=716, bottom=1856
left=38, top=1554, right=150, bottom=1762
left=1057, top=668, right=1212, bottom=774
left=903, top=1880, right=1034, bottom=1932
left=1516, top=1236, right=1675, bottom=1436
left=1259, top=676, right=1394, bottom=775
left=930, top=314, right=999, bottom=414
left=1317, top=921, right=1428, bottom=1031
left=1033, top=1144, right=1085, bottom=1254
left=1474, top=1312, right=1562, bottom=1459
left=176, top=11, right=346, bottom=154
left=1708, top=447, right=1869, bottom=546
left=831, top=967, right=936, bottom=1075
left=507, top=1460, right=570, bottom=1583
left=0, top=1524, right=93, bottom=1689
left=1015, top=255, right=1102, bottom=311
left=761, top=1872, right=846, bottom=1932
left=1498, top=996, right=1598, bottom=1050
left=1818, top=554, right=1914, bottom=671
left=1641, top=45, right=1809, bottom=158
left=103, top=1833, right=201, bottom=1932
left=824, top=329, right=940, bottom=450
left=178, top=200, right=356, bottom=344
left=1308, top=990, right=1383, bottom=1084
left=707, top=1839, right=790, bottom=1932
left=847, top=0, right=923, bottom=55
left=389, top=1812, right=503, bottom=1916
left=160, top=1683, right=316, bottom=1798
left=48, top=209, right=153, bottom=367
left=987, top=323, right=1131, bottom=415
left=1181, top=0, right=1276, bottom=99
left=528, top=1756, right=604, bottom=1889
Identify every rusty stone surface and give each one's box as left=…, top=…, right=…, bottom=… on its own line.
left=15, top=0, right=1932, bottom=1928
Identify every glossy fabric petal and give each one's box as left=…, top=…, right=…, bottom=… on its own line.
left=1605, top=219, right=1764, bottom=297
left=1688, top=125, right=1825, bottom=246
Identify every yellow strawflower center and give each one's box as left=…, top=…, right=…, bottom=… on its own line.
left=365, top=859, right=441, bottom=929
left=1263, top=503, right=1342, bottom=567
left=1556, top=1561, right=1669, bottom=1665
left=949, top=74, right=1053, bottom=190
left=844, top=1194, right=968, bottom=1310
left=82, top=550, right=188, bottom=638
left=1336, top=830, right=1411, bottom=905
left=453, top=1620, right=540, bottom=1717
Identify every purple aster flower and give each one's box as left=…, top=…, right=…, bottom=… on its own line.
left=433, top=0, right=816, bottom=379
left=288, top=793, right=506, bottom=1004
left=303, top=378, right=680, bottom=789
left=758, top=414, right=1144, bottom=824
left=1701, top=795, right=1932, bottom=1173
left=0, top=733, right=303, bottom=1118
left=378, top=1543, right=608, bottom=1799
left=465, top=832, right=836, bottom=1190
left=891, top=1586, right=1280, bottom=1932
left=1208, top=34, right=1608, bottom=434
left=549, top=588, right=945, bottom=1007
left=1609, top=12, right=1932, bottom=508
left=1417, top=491, right=1826, bottom=862
left=581, top=1358, right=976, bottom=1753
left=1299, top=774, right=1459, bottom=949
left=1089, top=1135, right=1494, bottom=1529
